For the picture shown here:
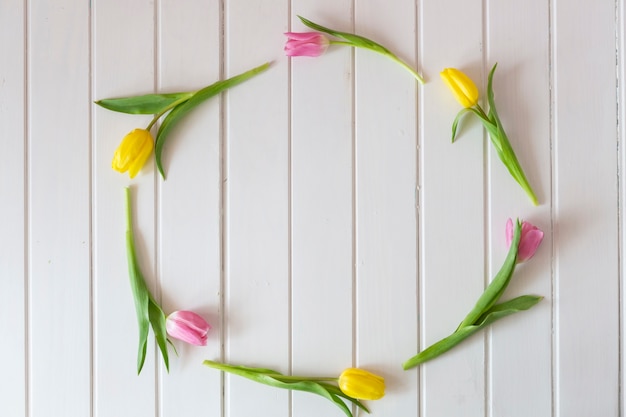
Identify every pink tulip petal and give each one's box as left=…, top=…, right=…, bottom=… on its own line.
left=284, top=32, right=329, bottom=57
left=166, top=311, right=211, bottom=346
left=505, top=218, right=544, bottom=263
left=517, top=229, right=544, bottom=262
left=505, top=218, right=514, bottom=247
left=284, top=32, right=321, bottom=41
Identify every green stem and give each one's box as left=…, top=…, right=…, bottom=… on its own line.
left=474, top=103, right=490, bottom=121
left=124, top=187, right=132, bottom=233
left=387, top=54, right=425, bottom=84
left=329, top=40, right=425, bottom=84
left=269, top=375, right=338, bottom=383
left=145, top=93, right=194, bottom=131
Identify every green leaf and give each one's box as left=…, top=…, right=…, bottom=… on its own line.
left=96, top=92, right=194, bottom=115
left=456, top=219, right=521, bottom=330
left=484, top=64, right=538, bottom=205
left=148, top=297, right=169, bottom=372
left=125, top=188, right=151, bottom=374
left=451, top=107, right=484, bottom=142
left=477, top=295, right=544, bottom=322
left=124, top=187, right=171, bottom=374
left=297, top=16, right=424, bottom=84
left=203, top=360, right=361, bottom=417
left=402, top=294, right=542, bottom=369
left=155, top=62, right=271, bottom=179
left=321, top=383, right=370, bottom=414
left=298, top=15, right=392, bottom=56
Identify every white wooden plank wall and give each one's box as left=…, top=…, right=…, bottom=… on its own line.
left=0, top=0, right=624, bottom=416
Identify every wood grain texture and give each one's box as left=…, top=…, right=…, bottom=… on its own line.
left=1, top=1, right=624, bottom=416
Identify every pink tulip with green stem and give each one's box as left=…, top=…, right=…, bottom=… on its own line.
left=403, top=218, right=544, bottom=369
left=286, top=16, right=425, bottom=85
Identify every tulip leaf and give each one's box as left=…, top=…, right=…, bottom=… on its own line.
left=96, top=92, right=194, bottom=115
left=298, top=15, right=392, bottom=56
left=203, top=360, right=367, bottom=417
left=451, top=107, right=486, bottom=142
left=321, top=383, right=370, bottom=414
left=485, top=63, right=538, bottom=205
left=124, top=187, right=171, bottom=374
left=148, top=297, right=169, bottom=372
left=297, top=15, right=425, bottom=84
left=402, top=294, right=542, bottom=369
left=456, top=219, right=521, bottom=330
left=125, top=189, right=151, bottom=374
left=155, top=62, right=271, bottom=179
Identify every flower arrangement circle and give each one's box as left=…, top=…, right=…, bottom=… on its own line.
left=441, top=64, right=539, bottom=205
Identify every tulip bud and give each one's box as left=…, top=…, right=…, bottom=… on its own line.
left=338, top=368, right=385, bottom=400
left=111, top=128, right=154, bottom=178
left=506, top=218, right=544, bottom=263
left=284, top=32, right=330, bottom=57
left=165, top=310, right=211, bottom=346
left=440, top=68, right=479, bottom=108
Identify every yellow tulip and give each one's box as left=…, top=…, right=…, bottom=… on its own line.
left=440, top=68, right=479, bottom=108
left=112, top=128, right=154, bottom=178
left=338, top=368, right=385, bottom=400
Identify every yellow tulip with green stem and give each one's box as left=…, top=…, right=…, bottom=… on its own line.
left=203, top=360, right=384, bottom=417
left=441, top=64, right=539, bottom=206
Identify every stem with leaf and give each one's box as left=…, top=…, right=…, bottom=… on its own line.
left=203, top=360, right=370, bottom=417
left=124, top=187, right=171, bottom=374
left=403, top=220, right=543, bottom=369
left=451, top=64, right=538, bottom=205
left=299, top=16, right=425, bottom=84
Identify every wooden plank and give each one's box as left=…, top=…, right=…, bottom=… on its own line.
left=485, top=1, right=553, bottom=416
left=156, top=1, right=223, bottom=415
left=28, top=1, right=91, bottom=416
left=223, top=1, right=290, bottom=416
left=353, top=0, right=419, bottom=415
left=553, top=0, right=619, bottom=414
left=92, top=1, right=158, bottom=416
left=621, top=0, right=626, bottom=411
left=418, top=0, right=486, bottom=415
left=0, top=1, right=26, bottom=416
left=289, top=3, right=355, bottom=417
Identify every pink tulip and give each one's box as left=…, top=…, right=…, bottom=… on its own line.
left=166, top=311, right=211, bottom=346
left=284, top=32, right=330, bottom=57
left=506, top=218, right=544, bottom=263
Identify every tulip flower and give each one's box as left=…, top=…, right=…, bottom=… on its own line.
left=440, top=68, right=479, bottom=108
left=166, top=310, right=211, bottom=346
left=112, top=128, right=154, bottom=179
left=441, top=64, right=539, bottom=206
left=506, top=218, right=544, bottom=262
left=287, top=16, right=425, bottom=84
left=284, top=32, right=330, bottom=57
left=338, top=368, right=385, bottom=400
left=203, top=361, right=383, bottom=417
left=97, top=62, right=271, bottom=179
left=403, top=218, right=544, bottom=369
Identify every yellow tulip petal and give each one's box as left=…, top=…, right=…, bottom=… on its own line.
left=111, top=128, right=154, bottom=178
left=441, top=67, right=479, bottom=108
left=338, top=368, right=385, bottom=400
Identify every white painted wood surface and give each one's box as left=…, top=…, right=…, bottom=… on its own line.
left=1, top=0, right=623, bottom=416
